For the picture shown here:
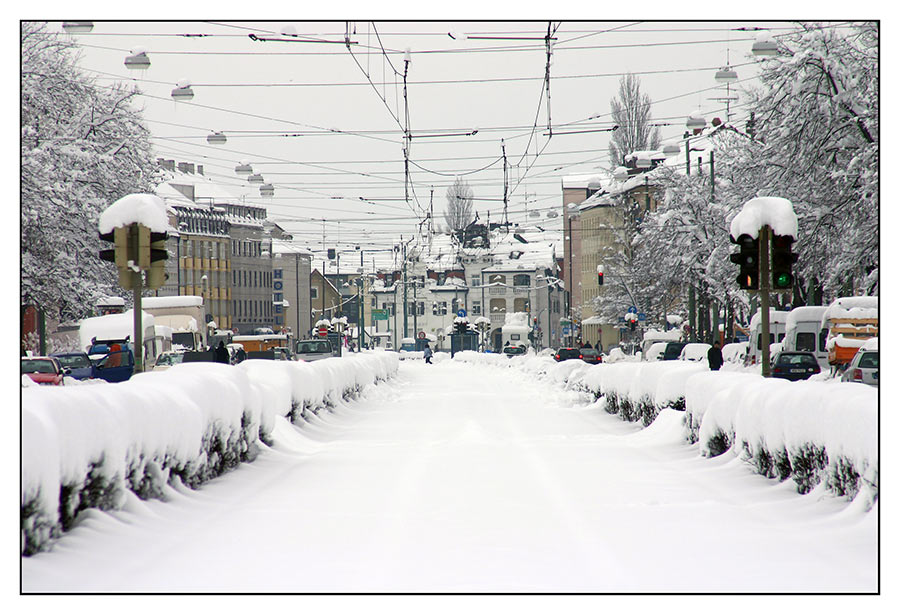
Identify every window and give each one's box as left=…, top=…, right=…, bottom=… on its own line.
left=796, top=332, right=816, bottom=352
left=471, top=276, right=481, bottom=288
left=417, top=301, right=424, bottom=316
left=472, top=301, right=482, bottom=315
left=514, top=298, right=530, bottom=312
left=490, top=298, right=506, bottom=314
left=274, top=293, right=283, bottom=302
left=311, top=287, right=319, bottom=300
left=513, top=274, right=530, bottom=287
left=432, top=301, right=447, bottom=315
left=489, top=274, right=506, bottom=285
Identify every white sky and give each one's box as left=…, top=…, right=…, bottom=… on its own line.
left=50, top=15, right=821, bottom=255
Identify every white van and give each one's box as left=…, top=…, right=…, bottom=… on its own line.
left=747, top=309, right=788, bottom=366
left=783, top=306, right=829, bottom=368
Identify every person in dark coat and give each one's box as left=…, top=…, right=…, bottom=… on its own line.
left=423, top=342, right=433, bottom=364
left=215, top=341, right=230, bottom=364
left=582, top=341, right=593, bottom=349
left=235, top=346, right=246, bottom=363
left=707, top=340, right=724, bottom=371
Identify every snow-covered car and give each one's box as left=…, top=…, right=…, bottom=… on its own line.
left=722, top=342, right=748, bottom=365
left=771, top=351, right=821, bottom=381
left=152, top=351, right=185, bottom=372
left=294, top=339, right=334, bottom=362
left=645, top=342, right=667, bottom=361
left=21, top=356, right=67, bottom=386
left=51, top=352, right=95, bottom=380
left=503, top=344, right=527, bottom=356
left=554, top=347, right=582, bottom=362
left=841, top=342, right=878, bottom=387
left=580, top=348, right=602, bottom=364
left=678, top=343, right=711, bottom=363
left=661, top=342, right=687, bottom=361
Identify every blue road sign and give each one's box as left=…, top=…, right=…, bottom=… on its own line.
left=562, top=327, right=570, bottom=336
left=457, top=309, right=467, bottom=318
left=638, top=313, right=646, bottom=321
left=627, top=306, right=637, bottom=314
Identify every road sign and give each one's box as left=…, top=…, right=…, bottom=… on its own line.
left=317, top=326, right=328, bottom=337
left=372, top=309, right=389, bottom=321
left=627, top=306, right=637, bottom=314
left=457, top=309, right=467, bottom=318
left=562, top=327, right=570, bottom=336
left=638, top=313, right=646, bottom=321
left=418, top=331, right=426, bottom=339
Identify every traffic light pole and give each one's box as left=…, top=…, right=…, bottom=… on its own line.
left=759, top=225, right=771, bottom=378
left=130, top=224, right=144, bottom=374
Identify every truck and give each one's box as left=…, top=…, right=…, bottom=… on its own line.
left=232, top=333, right=290, bottom=354
left=79, top=309, right=162, bottom=380
left=820, top=296, right=878, bottom=373
left=141, top=295, right=206, bottom=350
left=294, top=339, right=335, bottom=362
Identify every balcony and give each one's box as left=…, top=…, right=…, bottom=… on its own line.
left=489, top=287, right=506, bottom=295
left=490, top=314, right=505, bottom=325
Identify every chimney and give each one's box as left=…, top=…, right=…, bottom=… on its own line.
left=196, top=164, right=204, bottom=175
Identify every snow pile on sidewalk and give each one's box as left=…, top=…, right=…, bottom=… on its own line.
left=21, top=353, right=398, bottom=555
left=453, top=351, right=877, bottom=507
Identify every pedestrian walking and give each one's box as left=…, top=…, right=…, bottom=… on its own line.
left=214, top=341, right=230, bottom=364
left=708, top=340, right=724, bottom=371
left=235, top=346, right=246, bottom=363
left=423, top=342, right=433, bottom=364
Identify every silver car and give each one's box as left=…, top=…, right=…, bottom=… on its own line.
left=841, top=349, right=878, bottom=386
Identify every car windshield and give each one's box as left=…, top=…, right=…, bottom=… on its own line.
left=22, top=359, right=56, bottom=374
left=157, top=354, right=182, bottom=366
left=298, top=343, right=312, bottom=353
left=54, top=354, right=90, bottom=368
left=858, top=352, right=878, bottom=369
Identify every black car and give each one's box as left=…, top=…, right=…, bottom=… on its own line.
left=771, top=351, right=821, bottom=381
left=554, top=347, right=583, bottom=362
left=661, top=342, right=687, bottom=361
left=581, top=348, right=602, bottom=364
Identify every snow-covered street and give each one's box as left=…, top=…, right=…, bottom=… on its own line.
left=21, top=359, right=877, bottom=593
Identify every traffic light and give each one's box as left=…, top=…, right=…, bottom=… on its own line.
left=597, top=264, right=604, bottom=286
left=771, top=234, right=798, bottom=291
left=327, top=248, right=336, bottom=260
left=730, top=234, right=759, bottom=291
left=454, top=319, right=468, bottom=335
left=99, top=226, right=136, bottom=290
left=146, top=231, right=169, bottom=290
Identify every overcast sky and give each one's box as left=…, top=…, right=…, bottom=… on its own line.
left=43, top=19, right=838, bottom=255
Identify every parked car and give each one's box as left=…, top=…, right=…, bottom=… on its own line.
left=503, top=344, right=527, bottom=356
left=722, top=342, right=749, bottom=365
left=580, top=348, right=602, bottom=364
left=152, top=351, right=185, bottom=372
left=645, top=342, right=668, bottom=362
left=21, top=356, right=67, bottom=386
left=554, top=347, right=582, bottom=362
left=51, top=352, right=94, bottom=380
left=679, top=343, right=711, bottom=363
left=294, top=339, right=335, bottom=362
left=771, top=351, right=822, bottom=381
left=841, top=345, right=878, bottom=387
left=661, top=342, right=687, bottom=361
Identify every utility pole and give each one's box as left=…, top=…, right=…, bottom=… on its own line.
left=502, top=139, right=509, bottom=227
left=710, top=150, right=716, bottom=201
left=130, top=224, right=144, bottom=373
left=759, top=225, right=772, bottom=378
left=402, top=240, right=408, bottom=339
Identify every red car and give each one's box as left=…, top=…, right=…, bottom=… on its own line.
left=21, top=356, right=66, bottom=386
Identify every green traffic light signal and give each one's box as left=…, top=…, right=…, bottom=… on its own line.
left=774, top=272, right=792, bottom=289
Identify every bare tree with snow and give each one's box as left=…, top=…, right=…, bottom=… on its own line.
left=607, top=74, right=662, bottom=169
left=443, top=176, right=475, bottom=233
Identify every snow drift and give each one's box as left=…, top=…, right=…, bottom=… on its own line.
left=21, top=352, right=399, bottom=555
left=454, top=351, right=877, bottom=508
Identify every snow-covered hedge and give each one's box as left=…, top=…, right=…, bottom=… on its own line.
left=21, top=353, right=398, bottom=555
left=453, top=352, right=878, bottom=508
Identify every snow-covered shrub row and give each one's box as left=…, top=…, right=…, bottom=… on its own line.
left=453, top=352, right=878, bottom=506
left=21, top=352, right=399, bottom=555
